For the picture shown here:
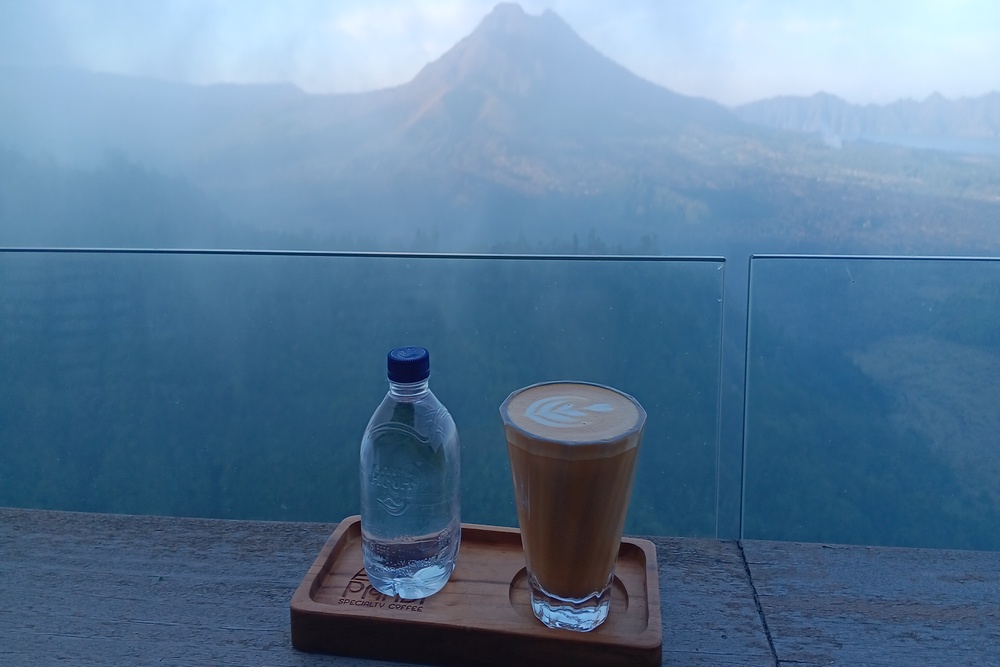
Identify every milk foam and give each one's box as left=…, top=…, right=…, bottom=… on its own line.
left=503, top=382, right=642, bottom=445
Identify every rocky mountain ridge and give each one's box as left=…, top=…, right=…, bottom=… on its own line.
left=736, top=91, right=1000, bottom=146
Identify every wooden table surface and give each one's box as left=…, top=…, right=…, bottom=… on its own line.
left=1, top=508, right=997, bottom=666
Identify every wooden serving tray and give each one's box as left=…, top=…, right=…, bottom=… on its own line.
left=290, top=515, right=661, bottom=667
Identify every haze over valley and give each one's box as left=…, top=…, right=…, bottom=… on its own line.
left=3, top=4, right=1000, bottom=550
left=2, top=3, right=998, bottom=256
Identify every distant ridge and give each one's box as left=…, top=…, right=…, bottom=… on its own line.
left=736, top=91, right=1000, bottom=142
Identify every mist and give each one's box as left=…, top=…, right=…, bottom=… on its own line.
left=2, top=3, right=1000, bottom=555
left=2, top=1, right=998, bottom=105
left=1, top=5, right=998, bottom=256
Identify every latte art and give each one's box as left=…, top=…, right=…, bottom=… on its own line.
left=524, top=396, right=614, bottom=428
left=504, top=381, right=642, bottom=446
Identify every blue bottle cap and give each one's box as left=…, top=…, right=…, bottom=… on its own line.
left=387, top=346, right=431, bottom=383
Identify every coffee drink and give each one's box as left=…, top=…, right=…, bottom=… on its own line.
left=501, top=382, right=646, bottom=632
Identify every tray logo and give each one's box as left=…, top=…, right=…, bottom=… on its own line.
left=338, top=568, right=427, bottom=613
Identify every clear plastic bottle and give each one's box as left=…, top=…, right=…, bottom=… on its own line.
left=360, top=346, right=461, bottom=599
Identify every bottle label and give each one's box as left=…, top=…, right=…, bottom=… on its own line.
left=370, top=463, right=417, bottom=516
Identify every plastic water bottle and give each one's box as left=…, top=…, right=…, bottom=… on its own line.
left=360, top=346, right=461, bottom=599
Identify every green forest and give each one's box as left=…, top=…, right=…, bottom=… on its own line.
left=0, top=251, right=725, bottom=538
left=744, top=258, right=1000, bottom=551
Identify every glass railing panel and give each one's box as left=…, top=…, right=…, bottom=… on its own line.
left=0, top=250, right=725, bottom=537
left=743, top=255, right=1000, bottom=550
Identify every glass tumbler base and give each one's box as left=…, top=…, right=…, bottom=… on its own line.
left=528, top=578, right=611, bottom=632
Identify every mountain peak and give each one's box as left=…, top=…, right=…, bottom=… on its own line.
left=399, top=3, right=737, bottom=139
left=481, top=2, right=527, bottom=26
left=477, top=2, right=568, bottom=35
left=409, top=3, right=603, bottom=96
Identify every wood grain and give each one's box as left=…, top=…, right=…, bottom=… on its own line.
left=742, top=539, right=1000, bottom=665
left=14, top=507, right=996, bottom=666
left=651, top=536, right=775, bottom=666
left=0, top=507, right=768, bottom=666
left=290, top=516, right=660, bottom=666
left=0, top=508, right=393, bottom=666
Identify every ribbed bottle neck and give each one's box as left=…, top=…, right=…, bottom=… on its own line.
left=388, top=379, right=430, bottom=399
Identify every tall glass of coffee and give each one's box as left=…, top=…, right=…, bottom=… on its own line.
left=500, top=381, right=646, bottom=632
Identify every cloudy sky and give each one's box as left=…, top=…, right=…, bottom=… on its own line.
left=1, top=0, right=997, bottom=106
